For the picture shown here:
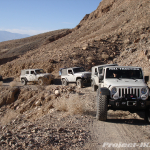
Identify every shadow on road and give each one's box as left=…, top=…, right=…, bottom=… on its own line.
left=106, top=118, right=148, bottom=125
left=54, top=79, right=62, bottom=85
left=3, top=77, right=14, bottom=83
left=84, top=111, right=96, bottom=117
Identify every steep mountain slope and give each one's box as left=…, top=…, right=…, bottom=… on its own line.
left=0, top=0, right=150, bottom=79
left=0, top=29, right=72, bottom=65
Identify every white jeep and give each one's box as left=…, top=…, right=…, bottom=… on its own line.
left=91, top=64, right=150, bottom=123
left=61, top=67, right=91, bottom=88
left=20, top=69, right=54, bottom=85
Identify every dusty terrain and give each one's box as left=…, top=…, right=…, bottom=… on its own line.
left=0, top=0, right=150, bottom=149
left=0, top=0, right=150, bottom=80
left=0, top=81, right=150, bottom=150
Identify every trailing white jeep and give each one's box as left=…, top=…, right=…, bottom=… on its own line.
left=61, top=67, right=91, bottom=88
left=20, top=69, right=54, bottom=85
left=91, top=64, right=150, bottom=123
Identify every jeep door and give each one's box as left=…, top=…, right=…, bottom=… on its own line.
left=99, top=68, right=105, bottom=87
left=67, top=69, right=76, bottom=82
left=28, top=71, right=37, bottom=81
left=93, top=67, right=99, bottom=85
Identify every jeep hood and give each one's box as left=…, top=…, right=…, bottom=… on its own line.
left=74, top=72, right=91, bottom=77
left=74, top=72, right=91, bottom=75
left=105, top=79, right=147, bottom=87
left=36, top=73, right=51, bottom=77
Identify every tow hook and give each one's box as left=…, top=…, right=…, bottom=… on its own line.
left=141, top=102, right=145, bottom=107
left=116, top=102, right=119, bottom=107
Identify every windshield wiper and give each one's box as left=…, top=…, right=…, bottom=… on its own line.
left=117, top=78, right=121, bottom=80
left=131, top=77, right=138, bottom=81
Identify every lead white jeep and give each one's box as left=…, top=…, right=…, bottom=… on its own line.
left=91, top=64, right=150, bottom=123
left=20, top=69, right=54, bottom=85
left=61, top=67, right=91, bottom=88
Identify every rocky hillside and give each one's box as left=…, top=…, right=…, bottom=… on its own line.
left=0, top=0, right=150, bottom=80
left=1, top=1, right=150, bottom=149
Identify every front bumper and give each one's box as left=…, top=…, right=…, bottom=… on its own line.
left=82, top=77, right=91, bottom=83
left=0, top=76, right=3, bottom=81
left=108, top=98, right=150, bottom=110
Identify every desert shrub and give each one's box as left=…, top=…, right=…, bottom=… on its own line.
left=87, top=57, right=93, bottom=62
left=0, top=81, right=3, bottom=86
left=101, top=53, right=109, bottom=59
left=72, top=52, right=77, bottom=56
left=73, top=59, right=79, bottom=64
left=0, top=109, right=18, bottom=126
left=54, top=94, right=85, bottom=114
left=124, top=38, right=130, bottom=44
left=54, top=97, right=67, bottom=112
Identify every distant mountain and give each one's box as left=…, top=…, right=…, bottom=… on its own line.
left=0, top=0, right=150, bottom=80
left=0, top=31, right=30, bottom=42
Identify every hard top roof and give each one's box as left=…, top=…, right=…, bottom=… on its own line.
left=62, top=67, right=84, bottom=70
left=92, top=64, right=118, bottom=68
left=21, top=69, right=43, bottom=71
left=105, top=66, right=142, bottom=69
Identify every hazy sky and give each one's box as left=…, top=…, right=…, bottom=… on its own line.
left=0, top=0, right=101, bottom=35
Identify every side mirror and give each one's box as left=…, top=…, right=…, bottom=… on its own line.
left=94, top=72, right=98, bottom=76
left=145, top=76, right=149, bottom=83
left=99, top=75, right=104, bottom=80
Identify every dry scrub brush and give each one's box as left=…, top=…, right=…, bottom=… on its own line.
left=54, top=94, right=85, bottom=115
left=9, top=81, right=17, bottom=87
left=101, top=53, right=109, bottom=59
left=0, top=81, right=3, bottom=86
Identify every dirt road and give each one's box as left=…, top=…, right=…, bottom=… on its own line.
left=78, top=87, right=150, bottom=150
left=0, top=81, right=150, bottom=149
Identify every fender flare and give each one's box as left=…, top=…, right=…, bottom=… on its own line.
left=61, top=77, right=69, bottom=82
left=76, top=77, right=82, bottom=81
left=98, top=85, right=110, bottom=96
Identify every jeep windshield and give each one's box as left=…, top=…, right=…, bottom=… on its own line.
left=35, top=69, right=45, bottom=74
left=106, top=67, right=143, bottom=79
left=73, top=67, right=85, bottom=73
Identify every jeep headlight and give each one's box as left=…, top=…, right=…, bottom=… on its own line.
left=111, top=87, right=117, bottom=95
left=111, top=87, right=118, bottom=100
left=141, top=88, right=149, bottom=100
left=82, top=74, right=87, bottom=78
left=141, top=88, right=148, bottom=95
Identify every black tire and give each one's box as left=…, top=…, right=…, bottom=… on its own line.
left=38, top=78, right=44, bottom=85
left=21, top=78, right=27, bottom=85
left=0, top=76, right=3, bottom=81
left=62, top=79, right=68, bottom=86
left=96, top=88, right=108, bottom=121
left=145, top=108, right=150, bottom=124
left=51, top=80, right=54, bottom=84
left=77, top=79, right=83, bottom=88
left=91, top=80, right=97, bottom=91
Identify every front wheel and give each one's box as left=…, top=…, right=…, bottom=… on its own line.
left=21, top=78, right=27, bottom=85
left=62, top=79, right=68, bottom=86
left=77, top=79, right=83, bottom=88
left=145, top=108, right=150, bottom=124
left=38, top=78, right=44, bottom=85
left=96, top=89, right=108, bottom=121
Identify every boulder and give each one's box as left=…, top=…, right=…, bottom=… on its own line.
left=0, top=87, right=20, bottom=107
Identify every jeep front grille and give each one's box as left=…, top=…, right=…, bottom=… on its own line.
left=118, top=88, right=140, bottom=98
left=86, top=74, right=91, bottom=78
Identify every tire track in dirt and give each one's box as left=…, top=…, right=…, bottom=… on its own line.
left=81, top=87, right=150, bottom=150
left=87, top=113, right=150, bottom=150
